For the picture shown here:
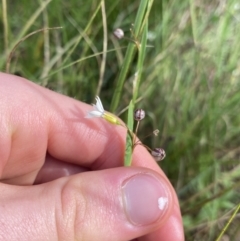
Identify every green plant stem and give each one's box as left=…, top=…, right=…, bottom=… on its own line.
left=96, top=0, right=107, bottom=96
left=124, top=100, right=134, bottom=166
left=110, top=0, right=150, bottom=113
left=8, top=0, right=52, bottom=52
left=215, top=204, right=240, bottom=241
left=62, top=1, right=102, bottom=65
left=1, top=0, right=53, bottom=71
left=6, top=27, right=62, bottom=73
left=132, top=21, right=148, bottom=105
left=2, top=0, right=9, bottom=55
left=43, top=46, right=127, bottom=80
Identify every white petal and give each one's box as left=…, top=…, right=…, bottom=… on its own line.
left=95, top=96, right=104, bottom=113
left=85, top=110, right=103, bottom=118
left=93, top=104, right=102, bottom=112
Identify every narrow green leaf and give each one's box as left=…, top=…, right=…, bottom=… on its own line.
left=124, top=100, right=134, bottom=166
left=110, top=0, right=149, bottom=113
left=132, top=20, right=148, bottom=105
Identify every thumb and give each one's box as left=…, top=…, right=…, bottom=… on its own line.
left=0, top=167, right=173, bottom=241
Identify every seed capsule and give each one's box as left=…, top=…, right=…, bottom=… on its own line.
left=113, top=28, right=124, bottom=39
left=151, top=148, right=166, bottom=161
left=134, top=109, right=145, bottom=121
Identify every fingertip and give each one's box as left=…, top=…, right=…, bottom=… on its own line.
left=122, top=171, right=173, bottom=227
left=66, top=167, right=175, bottom=240
left=137, top=201, right=184, bottom=241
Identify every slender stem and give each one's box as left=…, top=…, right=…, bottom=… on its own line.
left=6, top=27, right=62, bottom=73
left=215, top=204, right=240, bottom=241
left=41, top=46, right=127, bottom=80
left=132, top=17, right=148, bottom=105
left=41, top=8, right=50, bottom=85
left=135, top=121, right=140, bottom=136
left=96, top=0, right=108, bottom=96
left=140, top=129, right=159, bottom=141
left=132, top=120, right=140, bottom=151
left=2, top=0, right=9, bottom=56
left=110, top=0, right=149, bottom=113
left=62, top=1, right=102, bottom=65
left=133, top=141, right=152, bottom=152
left=8, top=0, right=52, bottom=52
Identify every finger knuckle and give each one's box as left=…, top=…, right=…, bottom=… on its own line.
left=57, top=179, right=87, bottom=241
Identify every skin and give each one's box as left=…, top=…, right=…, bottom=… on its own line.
left=0, top=72, right=184, bottom=241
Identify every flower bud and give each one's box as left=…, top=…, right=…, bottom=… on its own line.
left=151, top=148, right=166, bottom=161
left=113, top=28, right=124, bottom=39
left=153, top=129, right=159, bottom=136
left=134, top=109, right=145, bottom=121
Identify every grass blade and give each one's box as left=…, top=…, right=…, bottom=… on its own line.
left=215, top=204, right=240, bottom=241
left=132, top=20, right=148, bottom=104
left=110, top=0, right=149, bottom=113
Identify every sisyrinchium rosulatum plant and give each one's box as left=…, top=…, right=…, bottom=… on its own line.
left=86, top=96, right=166, bottom=167
left=84, top=0, right=166, bottom=167
left=109, top=0, right=161, bottom=166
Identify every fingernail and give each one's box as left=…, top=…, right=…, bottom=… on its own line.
left=122, top=173, right=170, bottom=226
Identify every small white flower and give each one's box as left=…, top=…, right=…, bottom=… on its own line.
left=158, top=197, right=168, bottom=210
left=153, top=129, right=159, bottom=136
left=86, top=96, right=121, bottom=125
left=86, top=96, right=105, bottom=118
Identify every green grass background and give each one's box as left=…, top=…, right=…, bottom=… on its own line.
left=1, top=0, right=240, bottom=240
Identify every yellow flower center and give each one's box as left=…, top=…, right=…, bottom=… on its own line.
left=103, top=112, right=121, bottom=125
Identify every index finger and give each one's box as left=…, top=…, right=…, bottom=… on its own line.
left=0, top=73, right=184, bottom=240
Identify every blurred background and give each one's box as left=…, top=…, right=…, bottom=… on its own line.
left=1, top=0, right=240, bottom=240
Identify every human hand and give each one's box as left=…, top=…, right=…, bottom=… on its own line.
left=0, top=72, right=184, bottom=241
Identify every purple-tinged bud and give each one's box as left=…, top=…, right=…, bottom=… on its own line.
left=134, top=109, right=145, bottom=121
left=113, top=28, right=124, bottom=39
left=151, top=148, right=166, bottom=161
